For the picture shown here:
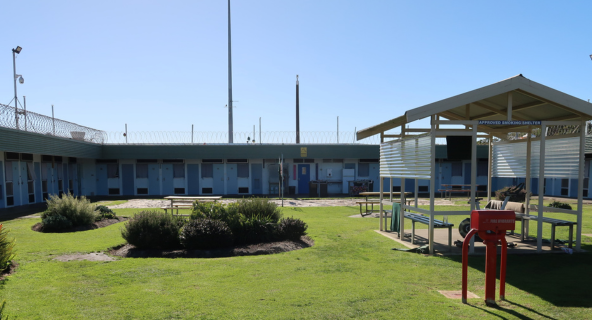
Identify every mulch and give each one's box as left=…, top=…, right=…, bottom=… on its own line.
left=109, top=236, right=314, bottom=259
left=31, top=217, right=129, bottom=233
left=0, top=262, right=18, bottom=281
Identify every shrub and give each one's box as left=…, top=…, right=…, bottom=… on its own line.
left=236, top=197, right=281, bottom=222
left=95, top=205, right=116, bottom=221
left=180, top=219, right=234, bottom=250
left=0, top=225, right=15, bottom=272
left=42, top=193, right=97, bottom=226
left=41, top=215, right=73, bottom=231
left=277, top=217, right=308, bottom=241
left=495, top=186, right=526, bottom=202
left=191, top=202, right=242, bottom=229
left=233, top=214, right=277, bottom=245
left=548, top=201, right=572, bottom=210
left=121, top=211, right=185, bottom=249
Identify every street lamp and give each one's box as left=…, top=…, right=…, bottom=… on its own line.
left=12, top=46, right=24, bottom=130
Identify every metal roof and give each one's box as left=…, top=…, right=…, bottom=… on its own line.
left=357, top=75, right=592, bottom=140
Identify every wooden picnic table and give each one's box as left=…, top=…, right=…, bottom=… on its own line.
left=439, top=184, right=482, bottom=200
left=163, top=196, right=222, bottom=214
left=358, top=192, right=412, bottom=215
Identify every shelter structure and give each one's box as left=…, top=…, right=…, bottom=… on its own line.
left=357, top=75, right=592, bottom=254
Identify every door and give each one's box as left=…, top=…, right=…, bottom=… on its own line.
left=162, top=164, right=174, bottom=195
left=121, top=164, right=135, bottom=196
left=68, top=164, right=78, bottom=196
left=213, top=164, right=224, bottom=194
left=187, top=164, right=200, bottom=195
left=12, top=162, right=21, bottom=206
left=369, top=163, right=379, bottom=192
left=34, top=162, right=42, bottom=201
left=148, top=164, right=160, bottom=195
left=298, top=164, right=310, bottom=194
left=251, top=164, right=262, bottom=194
left=464, top=163, right=471, bottom=185
left=62, top=163, right=69, bottom=194
left=0, top=161, right=4, bottom=208
left=96, top=164, right=108, bottom=196
left=226, top=164, right=237, bottom=195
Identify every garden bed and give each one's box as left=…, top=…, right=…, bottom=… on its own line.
left=110, top=235, right=314, bottom=258
left=31, top=217, right=128, bottom=233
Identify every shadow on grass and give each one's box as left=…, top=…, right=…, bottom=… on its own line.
left=466, top=301, right=558, bottom=320
left=442, top=250, right=592, bottom=308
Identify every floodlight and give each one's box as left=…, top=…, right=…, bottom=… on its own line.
left=13, top=46, right=22, bottom=54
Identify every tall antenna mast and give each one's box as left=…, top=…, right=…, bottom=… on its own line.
left=296, top=75, right=300, bottom=144
left=227, top=0, right=234, bottom=143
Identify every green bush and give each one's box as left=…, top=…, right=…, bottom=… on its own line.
left=41, top=193, right=97, bottom=226
left=276, top=217, right=308, bottom=241
left=0, top=225, right=16, bottom=272
left=234, top=214, right=277, bottom=245
left=191, top=202, right=242, bottom=229
left=548, top=201, right=572, bottom=210
left=121, top=211, right=185, bottom=249
left=236, top=198, right=281, bottom=222
left=180, top=219, right=234, bottom=250
left=95, top=205, right=117, bottom=221
left=41, top=215, right=73, bottom=231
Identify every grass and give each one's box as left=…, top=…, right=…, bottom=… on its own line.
left=0, top=205, right=590, bottom=319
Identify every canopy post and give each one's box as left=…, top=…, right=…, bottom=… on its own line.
left=470, top=125, right=477, bottom=211
left=525, top=126, right=532, bottom=229
left=379, top=177, right=384, bottom=231
left=400, top=178, right=405, bottom=239
left=576, top=120, right=585, bottom=251
left=537, top=122, right=546, bottom=252
left=487, top=134, right=493, bottom=203
left=429, top=115, right=436, bottom=254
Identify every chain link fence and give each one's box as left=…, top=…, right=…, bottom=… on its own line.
left=104, top=130, right=381, bottom=144
left=0, top=103, right=107, bottom=143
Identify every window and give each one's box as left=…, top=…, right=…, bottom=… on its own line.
left=451, top=162, right=462, bottom=177
left=27, top=162, right=36, bottom=180
left=107, top=164, right=119, bottom=178
left=137, top=188, right=148, bottom=195
left=136, top=164, right=148, bottom=179
left=477, top=161, right=488, bottom=176
left=4, top=161, right=12, bottom=181
left=108, top=188, right=120, bottom=195
left=173, top=164, right=185, bottom=178
left=237, top=163, right=249, bottom=178
left=561, top=179, right=569, bottom=196
left=238, top=187, right=249, bottom=194
left=174, top=188, right=185, bottom=194
left=201, top=164, right=213, bottom=178
left=358, top=163, right=369, bottom=177
left=202, top=187, right=213, bottom=194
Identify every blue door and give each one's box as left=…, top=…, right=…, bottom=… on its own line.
left=96, top=164, right=108, bottom=196
left=69, top=164, right=78, bottom=196
left=162, top=164, right=174, bottom=195
left=213, top=164, right=224, bottom=194
left=251, top=164, right=263, bottom=194
left=53, top=164, right=60, bottom=196
left=122, top=164, right=134, bottom=196
left=148, top=164, right=160, bottom=195
left=62, top=163, right=69, bottom=194
left=226, top=164, right=237, bottom=195
left=34, top=162, right=42, bottom=202
left=382, top=177, right=391, bottom=192
left=298, top=164, right=310, bottom=194
left=464, top=163, right=472, bottom=185
left=369, top=163, right=379, bottom=192
left=187, top=164, right=200, bottom=195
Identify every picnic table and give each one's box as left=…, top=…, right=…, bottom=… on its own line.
left=439, top=184, right=483, bottom=200
left=163, top=196, right=222, bottom=214
left=357, top=192, right=412, bottom=216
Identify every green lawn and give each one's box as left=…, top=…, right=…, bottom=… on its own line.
left=0, top=205, right=591, bottom=319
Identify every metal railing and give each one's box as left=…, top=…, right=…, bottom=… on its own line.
left=104, top=130, right=381, bottom=145
left=0, top=103, right=107, bottom=144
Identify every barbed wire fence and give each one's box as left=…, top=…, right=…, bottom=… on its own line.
left=104, top=130, right=381, bottom=144
left=0, top=103, right=107, bottom=143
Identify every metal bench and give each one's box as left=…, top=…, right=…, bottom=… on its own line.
left=404, top=212, right=455, bottom=251
left=515, top=213, right=577, bottom=248
left=356, top=201, right=380, bottom=216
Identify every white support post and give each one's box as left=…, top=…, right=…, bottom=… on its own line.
left=507, top=92, right=513, bottom=122
left=400, top=178, right=405, bottom=239
left=429, top=115, right=436, bottom=254
left=525, top=126, right=532, bottom=238
left=415, top=179, right=419, bottom=208
left=390, top=177, right=393, bottom=202
left=577, top=120, right=585, bottom=251
left=470, top=126, right=477, bottom=211
left=379, top=177, right=384, bottom=231
left=537, top=122, right=546, bottom=252
left=487, top=134, right=493, bottom=203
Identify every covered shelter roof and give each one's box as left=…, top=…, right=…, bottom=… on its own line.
left=357, top=74, right=592, bottom=140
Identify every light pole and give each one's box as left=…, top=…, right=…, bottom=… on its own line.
left=12, top=46, right=23, bottom=130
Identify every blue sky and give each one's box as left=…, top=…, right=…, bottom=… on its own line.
left=1, top=1, right=592, bottom=138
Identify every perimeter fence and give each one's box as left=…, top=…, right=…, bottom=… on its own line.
left=0, top=103, right=107, bottom=143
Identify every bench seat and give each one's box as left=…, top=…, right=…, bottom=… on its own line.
left=515, top=213, right=577, bottom=248
left=161, top=205, right=193, bottom=214
left=403, top=212, right=454, bottom=251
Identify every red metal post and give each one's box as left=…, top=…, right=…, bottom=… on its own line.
left=499, top=236, right=508, bottom=300
left=484, top=239, right=498, bottom=306
left=462, top=229, right=477, bottom=304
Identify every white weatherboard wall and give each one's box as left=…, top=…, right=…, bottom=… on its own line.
left=493, top=136, right=580, bottom=178
left=380, top=134, right=432, bottom=179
